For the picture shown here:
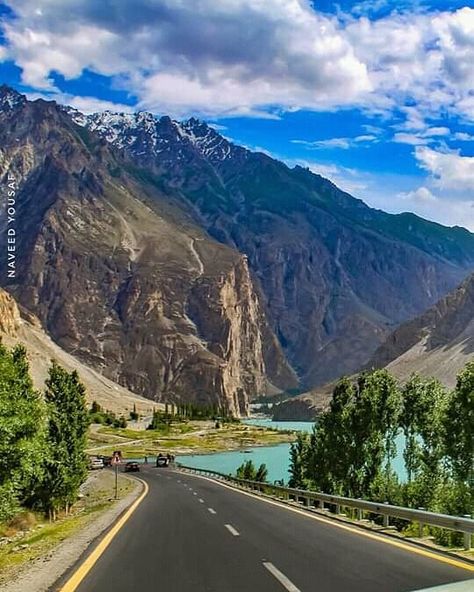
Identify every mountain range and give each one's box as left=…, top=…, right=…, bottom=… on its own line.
left=1, top=85, right=473, bottom=415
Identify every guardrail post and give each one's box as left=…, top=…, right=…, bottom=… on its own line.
left=418, top=508, right=425, bottom=538
left=357, top=508, right=363, bottom=521
left=335, top=504, right=341, bottom=515
left=383, top=502, right=390, bottom=527
left=304, top=497, right=310, bottom=507
left=463, top=516, right=472, bottom=551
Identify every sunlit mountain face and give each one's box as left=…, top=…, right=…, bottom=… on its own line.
left=1, top=86, right=473, bottom=408
left=0, top=0, right=472, bottom=229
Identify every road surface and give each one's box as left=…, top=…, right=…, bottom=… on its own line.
left=55, top=466, right=474, bottom=592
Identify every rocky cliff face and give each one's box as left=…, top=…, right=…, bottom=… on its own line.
left=0, top=288, right=155, bottom=414
left=367, top=273, right=474, bottom=388
left=1, top=86, right=473, bottom=412
left=73, top=108, right=474, bottom=387
left=272, top=391, right=331, bottom=421
left=0, top=87, right=295, bottom=415
left=0, top=287, right=21, bottom=336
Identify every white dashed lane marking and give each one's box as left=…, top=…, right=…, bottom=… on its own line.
left=225, top=524, right=240, bottom=537
left=263, top=562, right=301, bottom=592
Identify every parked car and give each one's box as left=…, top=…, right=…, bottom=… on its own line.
left=89, top=456, right=104, bottom=470
left=124, top=461, right=140, bottom=472
left=98, top=455, right=112, bottom=467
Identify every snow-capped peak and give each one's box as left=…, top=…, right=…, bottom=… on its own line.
left=64, top=104, right=237, bottom=163
left=0, top=85, right=26, bottom=111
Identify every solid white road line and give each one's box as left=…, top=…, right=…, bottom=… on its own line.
left=263, top=562, right=301, bottom=592
left=199, top=498, right=204, bottom=503
left=193, top=492, right=197, bottom=496
left=208, top=508, right=217, bottom=515
left=225, top=524, right=240, bottom=536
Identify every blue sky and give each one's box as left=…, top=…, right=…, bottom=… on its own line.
left=0, top=0, right=473, bottom=229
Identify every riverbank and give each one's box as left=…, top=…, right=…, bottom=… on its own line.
left=86, top=419, right=297, bottom=458
left=0, top=471, right=141, bottom=591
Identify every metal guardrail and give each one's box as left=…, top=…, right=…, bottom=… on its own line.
left=178, top=464, right=474, bottom=551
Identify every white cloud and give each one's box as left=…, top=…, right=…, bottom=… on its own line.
left=0, top=1, right=472, bottom=123
left=393, top=133, right=429, bottom=146
left=399, top=186, right=437, bottom=203
left=0, top=0, right=372, bottom=117
left=415, top=147, right=474, bottom=192
left=292, top=134, right=378, bottom=150
left=392, top=126, right=451, bottom=146
left=454, top=132, right=474, bottom=142
left=25, top=90, right=134, bottom=114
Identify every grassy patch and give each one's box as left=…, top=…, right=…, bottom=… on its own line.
left=88, top=421, right=297, bottom=458
left=0, top=472, right=137, bottom=585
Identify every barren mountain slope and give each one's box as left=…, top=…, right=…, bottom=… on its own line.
left=367, top=272, right=474, bottom=388
left=0, top=87, right=295, bottom=415
left=0, top=288, right=156, bottom=414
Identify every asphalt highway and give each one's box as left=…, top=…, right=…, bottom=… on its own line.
left=56, top=466, right=474, bottom=592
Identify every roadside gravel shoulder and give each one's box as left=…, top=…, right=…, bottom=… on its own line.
left=0, top=472, right=143, bottom=592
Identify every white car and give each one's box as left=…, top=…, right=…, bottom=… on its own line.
left=89, top=457, right=104, bottom=470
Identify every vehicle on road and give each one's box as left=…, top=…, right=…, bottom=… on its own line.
left=89, top=456, right=104, bottom=470
left=124, top=461, right=140, bottom=472
left=156, top=454, right=169, bottom=467
left=98, top=455, right=112, bottom=467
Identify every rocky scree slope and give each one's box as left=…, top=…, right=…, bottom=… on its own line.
left=367, top=272, right=474, bottom=388
left=70, top=107, right=474, bottom=387
left=0, top=86, right=295, bottom=415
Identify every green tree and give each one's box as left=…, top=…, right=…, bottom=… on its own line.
left=129, top=403, right=138, bottom=421
left=444, top=361, right=474, bottom=515
left=289, top=433, right=309, bottom=488
left=39, top=362, right=89, bottom=518
left=350, top=370, right=401, bottom=500
left=236, top=460, right=268, bottom=482
left=255, top=463, right=268, bottom=483
left=0, top=343, right=45, bottom=520
left=305, top=377, right=355, bottom=495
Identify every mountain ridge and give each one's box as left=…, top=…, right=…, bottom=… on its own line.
left=1, top=84, right=473, bottom=407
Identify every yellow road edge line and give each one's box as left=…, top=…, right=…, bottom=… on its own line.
left=181, top=471, right=474, bottom=573
left=59, top=476, right=149, bottom=592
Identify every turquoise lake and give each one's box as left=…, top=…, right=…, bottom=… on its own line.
left=178, top=419, right=407, bottom=484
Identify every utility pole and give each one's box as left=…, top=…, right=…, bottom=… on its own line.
left=112, top=450, right=122, bottom=500
left=114, top=462, right=118, bottom=499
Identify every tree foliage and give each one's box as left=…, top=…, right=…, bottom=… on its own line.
left=0, top=345, right=90, bottom=522
left=236, top=460, right=268, bottom=482
left=292, top=363, right=474, bottom=543
left=0, top=343, right=45, bottom=520
left=40, top=363, right=89, bottom=515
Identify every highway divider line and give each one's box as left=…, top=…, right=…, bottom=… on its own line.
left=208, top=508, right=217, bottom=514
left=199, top=498, right=205, bottom=503
left=225, top=524, right=240, bottom=536
left=263, top=562, right=301, bottom=592
left=59, top=477, right=149, bottom=592
left=180, top=471, right=474, bottom=573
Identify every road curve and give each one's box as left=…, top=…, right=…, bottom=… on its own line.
left=54, top=467, right=474, bottom=592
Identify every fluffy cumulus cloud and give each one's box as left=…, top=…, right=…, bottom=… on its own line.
left=415, top=147, right=474, bottom=192
left=0, top=0, right=473, bottom=122
left=0, top=0, right=371, bottom=116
